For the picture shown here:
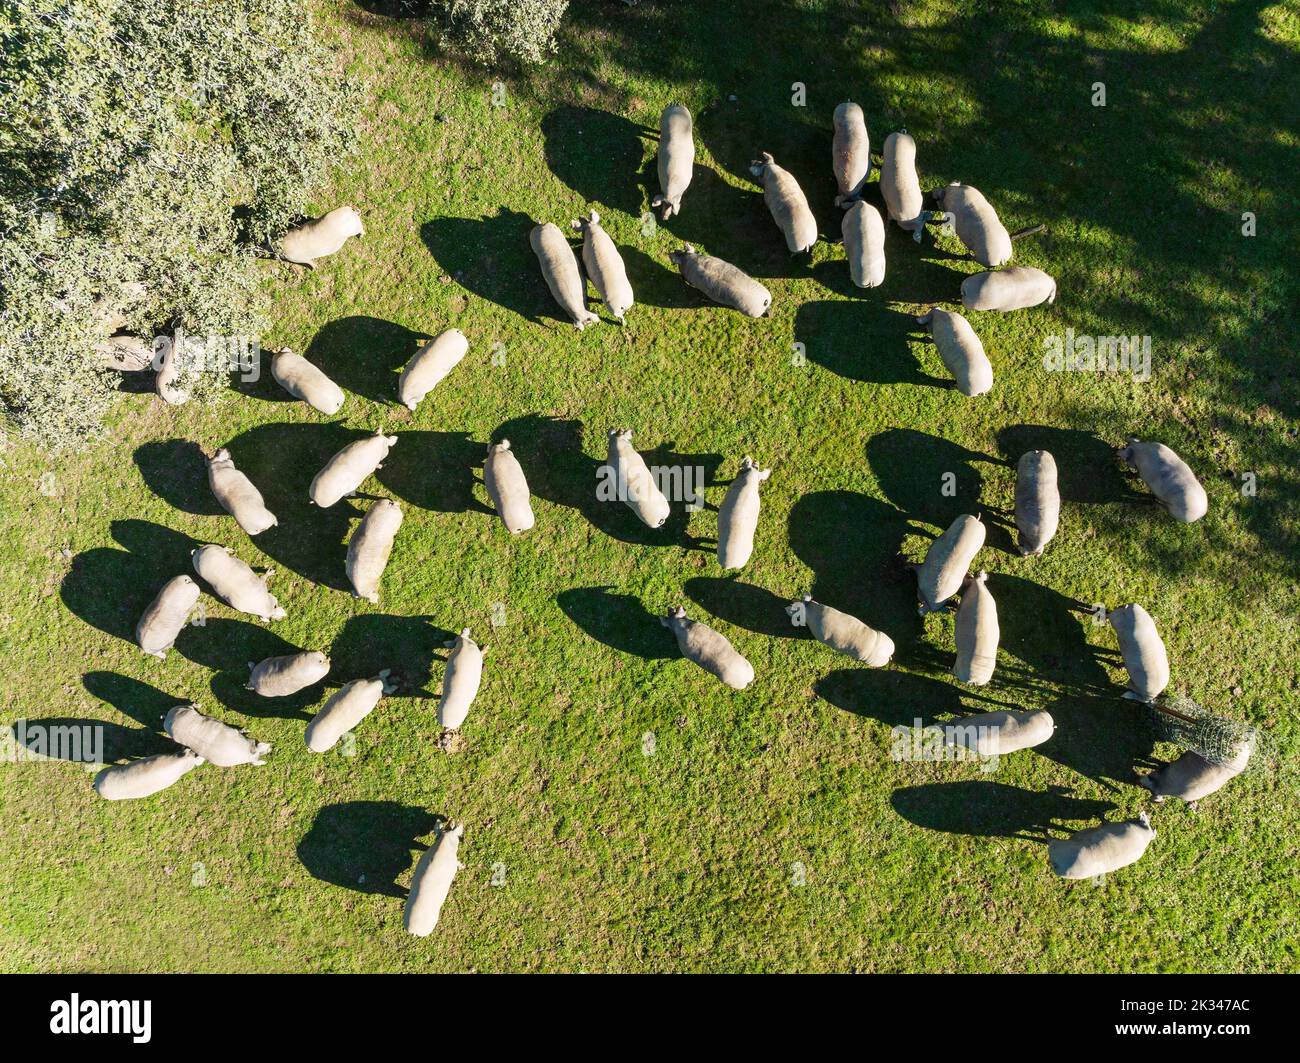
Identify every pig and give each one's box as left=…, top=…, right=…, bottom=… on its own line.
left=530, top=223, right=599, bottom=330
left=309, top=429, right=397, bottom=507
left=1048, top=813, right=1156, bottom=879
left=916, top=307, right=992, bottom=396
left=943, top=709, right=1055, bottom=757
left=1108, top=603, right=1170, bottom=703
left=573, top=211, right=634, bottom=323
left=842, top=200, right=886, bottom=288
left=661, top=606, right=754, bottom=690
left=246, top=651, right=330, bottom=697
left=136, top=574, right=201, bottom=659
left=832, top=101, right=871, bottom=207
left=346, top=498, right=403, bottom=604
left=1117, top=438, right=1207, bottom=523
left=652, top=103, right=694, bottom=220
left=606, top=428, right=671, bottom=528
left=438, top=629, right=483, bottom=731
left=484, top=440, right=534, bottom=534
left=278, top=206, right=364, bottom=268
left=154, top=334, right=188, bottom=405
left=1015, top=450, right=1060, bottom=556
left=93, top=748, right=205, bottom=801
left=98, top=334, right=154, bottom=372
left=208, top=448, right=278, bottom=536
left=1139, top=743, right=1252, bottom=808
left=933, top=182, right=1012, bottom=267
left=716, top=456, right=770, bottom=569
left=668, top=246, right=771, bottom=317
left=961, top=266, right=1057, bottom=311
left=397, top=329, right=468, bottom=411
left=403, top=821, right=464, bottom=936
left=164, top=704, right=269, bottom=767
left=191, top=545, right=286, bottom=621
left=750, top=152, right=817, bottom=253
left=787, top=595, right=893, bottom=667
left=270, top=348, right=345, bottom=415
left=952, top=571, right=999, bottom=685
left=913, top=514, right=986, bottom=613
left=304, top=676, right=385, bottom=753
left=880, top=131, right=927, bottom=237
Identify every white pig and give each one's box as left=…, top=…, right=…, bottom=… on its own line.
left=346, top=498, right=403, bottom=604
left=943, top=710, right=1055, bottom=757
left=1140, top=743, right=1252, bottom=808
left=164, top=704, right=269, bottom=767
left=750, top=152, right=818, bottom=253
left=246, top=651, right=331, bottom=697
left=1048, top=813, right=1155, bottom=879
left=606, top=428, right=671, bottom=529
left=304, top=676, right=385, bottom=753
left=484, top=440, right=535, bottom=534
left=191, top=545, right=286, bottom=621
left=278, top=206, right=364, bottom=269
left=309, top=429, right=397, bottom=507
left=270, top=348, right=345, bottom=415
left=208, top=448, right=278, bottom=536
left=1015, top=450, right=1060, bottom=556
left=530, top=223, right=599, bottom=330
left=842, top=200, right=886, bottom=288
left=880, top=131, right=927, bottom=237
left=136, top=574, right=201, bottom=659
left=668, top=246, right=772, bottom=317
left=933, top=182, right=1012, bottom=267
left=438, top=629, right=483, bottom=731
left=716, top=456, right=770, bottom=569
left=403, top=821, right=464, bottom=936
left=961, top=266, right=1056, bottom=311
left=788, top=595, right=893, bottom=666
left=652, top=104, right=694, bottom=219
left=93, top=749, right=205, bottom=801
left=1108, top=603, right=1170, bottom=703
left=661, top=606, right=755, bottom=690
left=1117, top=438, right=1207, bottom=523
left=397, top=329, right=469, bottom=411
left=952, top=571, right=999, bottom=686
left=832, top=101, right=871, bottom=207
left=914, top=514, right=986, bottom=613
left=573, top=211, right=634, bottom=323
left=916, top=307, right=992, bottom=396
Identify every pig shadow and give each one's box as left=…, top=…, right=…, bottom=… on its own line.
left=620, top=246, right=702, bottom=311
left=866, top=428, right=1015, bottom=551
left=83, top=671, right=181, bottom=730
left=541, top=105, right=655, bottom=218
left=420, top=209, right=561, bottom=326
left=890, top=782, right=1116, bottom=842
left=815, top=667, right=1017, bottom=729
left=994, top=423, right=1148, bottom=507
left=298, top=801, right=443, bottom=898
left=60, top=520, right=199, bottom=644
left=794, top=302, right=946, bottom=388
left=330, top=614, right=455, bottom=698
left=1036, top=691, right=1160, bottom=792
left=303, top=315, right=428, bottom=406
left=683, top=577, right=809, bottom=640
left=652, top=165, right=766, bottom=267
left=222, top=421, right=370, bottom=591
left=10, top=717, right=175, bottom=764
left=494, top=413, right=717, bottom=551
left=133, top=439, right=225, bottom=515
left=556, top=586, right=679, bottom=661
left=374, top=430, right=491, bottom=514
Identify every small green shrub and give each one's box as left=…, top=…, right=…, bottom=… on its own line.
left=433, top=0, right=569, bottom=66
left=0, top=0, right=358, bottom=451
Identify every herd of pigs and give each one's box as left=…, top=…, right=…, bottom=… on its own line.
left=86, top=100, right=1248, bottom=935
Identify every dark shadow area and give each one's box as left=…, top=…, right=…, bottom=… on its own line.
left=1037, top=691, right=1160, bottom=792
left=298, top=801, right=442, bottom=898
left=816, top=667, right=1015, bottom=729
left=83, top=671, right=180, bottom=730
left=330, top=614, right=454, bottom=698
left=222, top=422, right=368, bottom=591
left=620, top=245, right=702, bottom=311
left=133, top=439, right=224, bottom=515
left=303, top=315, right=427, bottom=405
left=795, top=302, right=946, bottom=388
left=541, top=105, right=655, bottom=217
left=556, top=586, right=678, bottom=660
left=60, top=520, right=199, bottom=643
left=994, top=423, right=1147, bottom=506
left=891, top=781, right=1116, bottom=841
left=420, top=209, right=560, bottom=326
left=683, top=577, right=808, bottom=640
left=11, top=717, right=175, bottom=764
left=494, top=413, right=717, bottom=550
left=375, top=430, right=491, bottom=514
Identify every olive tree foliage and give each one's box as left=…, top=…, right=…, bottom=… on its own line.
left=0, top=0, right=358, bottom=450
left=433, top=0, right=569, bottom=66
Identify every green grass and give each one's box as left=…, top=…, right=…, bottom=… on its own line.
left=2, top=0, right=1298, bottom=972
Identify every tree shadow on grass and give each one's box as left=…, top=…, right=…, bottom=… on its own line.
left=494, top=413, right=717, bottom=551
left=890, top=781, right=1116, bottom=842
left=60, top=521, right=199, bottom=644
left=330, top=614, right=454, bottom=698
left=556, top=586, right=678, bottom=661
left=133, top=439, right=224, bottom=516
left=303, top=315, right=427, bottom=406
left=374, top=430, right=491, bottom=515
left=298, top=801, right=442, bottom=898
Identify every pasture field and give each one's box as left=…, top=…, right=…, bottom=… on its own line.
left=1, top=0, right=1297, bottom=972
